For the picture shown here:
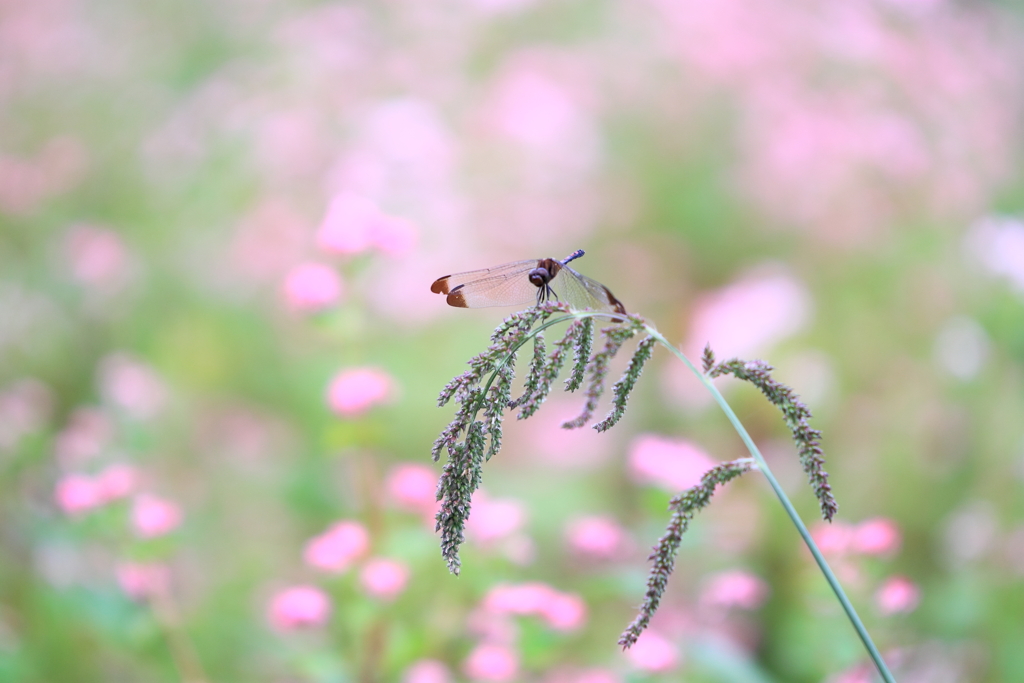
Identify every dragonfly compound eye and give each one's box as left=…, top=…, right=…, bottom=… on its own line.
left=528, top=268, right=551, bottom=287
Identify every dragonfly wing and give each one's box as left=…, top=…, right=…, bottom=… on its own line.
left=432, top=259, right=542, bottom=309
left=431, top=259, right=536, bottom=295
left=552, top=266, right=627, bottom=314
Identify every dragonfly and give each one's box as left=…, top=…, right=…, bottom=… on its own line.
left=431, top=249, right=627, bottom=314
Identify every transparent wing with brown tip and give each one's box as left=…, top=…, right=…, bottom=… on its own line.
left=431, top=259, right=540, bottom=308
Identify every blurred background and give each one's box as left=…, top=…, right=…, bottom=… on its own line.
left=1, top=0, right=1023, bottom=681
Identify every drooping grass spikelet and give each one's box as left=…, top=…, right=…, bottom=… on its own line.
left=595, top=335, right=656, bottom=433
left=435, top=420, right=486, bottom=575
left=484, top=357, right=515, bottom=461
left=514, top=320, right=586, bottom=420
left=432, top=303, right=575, bottom=573
left=619, top=459, right=752, bottom=648
left=508, top=333, right=545, bottom=410
left=565, top=316, right=595, bottom=392
left=563, top=318, right=645, bottom=429
left=707, top=356, right=838, bottom=522
left=432, top=386, right=481, bottom=461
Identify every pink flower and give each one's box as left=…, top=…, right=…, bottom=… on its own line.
left=463, top=643, right=519, bottom=682
left=360, top=558, right=410, bottom=600
left=628, top=434, right=717, bottom=492
left=95, top=463, right=137, bottom=502
left=316, top=193, right=417, bottom=258
left=683, top=271, right=811, bottom=360
left=812, top=521, right=854, bottom=555
left=98, top=354, right=166, bottom=420
left=484, top=583, right=554, bottom=615
left=386, top=463, right=438, bottom=514
left=573, top=671, right=620, bottom=683
left=565, top=515, right=627, bottom=559
left=116, top=561, right=170, bottom=600
left=624, top=631, right=679, bottom=673
left=852, top=518, right=902, bottom=556
left=326, top=367, right=394, bottom=417
left=131, top=494, right=182, bottom=538
left=304, top=520, right=369, bottom=573
left=55, top=474, right=103, bottom=515
left=831, top=664, right=874, bottom=683
left=701, top=570, right=769, bottom=610
left=283, top=262, right=343, bottom=311
left=371, top=215, right=418, bottom=258
left=490, top=69, right=584, bottom=150
left=316, top=193, right=380, bottom=255
left=64, top=224, right=130, bottom=288
left=466, top=492, right=526, bottom=543
left=403, top=659, right=452, bottom=683
left=540, top=592, right=587, bottom=631
left=483, top=583, right=586, bottom=631
left=267, top=585, right=332, bottom=631
left=875, top=576, right=920, bottom=615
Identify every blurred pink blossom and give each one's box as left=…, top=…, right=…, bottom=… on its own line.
left=371, top=215, right=418, bottom=258
left=628, top=434, right=717, bottom=492
left=700, top=570, right=769, bottom=610
left=360, top=558, right=410, bottom=600
left=684, top=271, right=811, bottom=360
left=875, top=576, right=920, bottom=615
left=55, top=474, right=103, bottom=515
left=466, top=492, right=526, bottom=543
left=267, top=585, right=332, bottom=631
left=386, top=463, right=438, bottom=514
left=565, top=515, right=628, bottom=560
left=404, top=659, right=452, bottom=683
left=541, top=592, right=587, bottom=631
left=116, top=561, right=170, bottom=600
left=652, top=0, right=1018, bottom=239
left=317, top=192, right=418, bottom=258
left=484, top=583, right=552, bottom=616
left=545, top=670, right=620, bottom=683
left=483, top=583, right=587, bottom=631
left=304, top=520, right=369, bottom=573
left=463, top=643, right=519, bottom=682
left=95, top=463, right=137, bottom=501
left=98, top=354, right=167, bottom=420
left=131, top=494, right=182, bottom=538
left=54, top=407, right=113, bottom=465
left=574, top=671, right=620, bottom=683
left=283, top=262, right=343, bottom=311
left=326, top=367, right=394, bottom=417
left=830, top=664, right=874, bottom=683
left=812, top=521, right=854, bottom=555
left=0, top=378, right=51, bottom=451
left=317, top=193, right=380, bottom=255
left=0, top=137, right=87, bottom=216
left=624, top=630, right=679, bottom=673
left=357, top=98, right=455, bottom=181
left=490, top=68, right=585, bottom=151
left=64, top=225, right=130, bottom=288
left=852, top=518, right=902, bottom=556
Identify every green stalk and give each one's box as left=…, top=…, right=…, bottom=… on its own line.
left=643, top=326, right=896, bottom=683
